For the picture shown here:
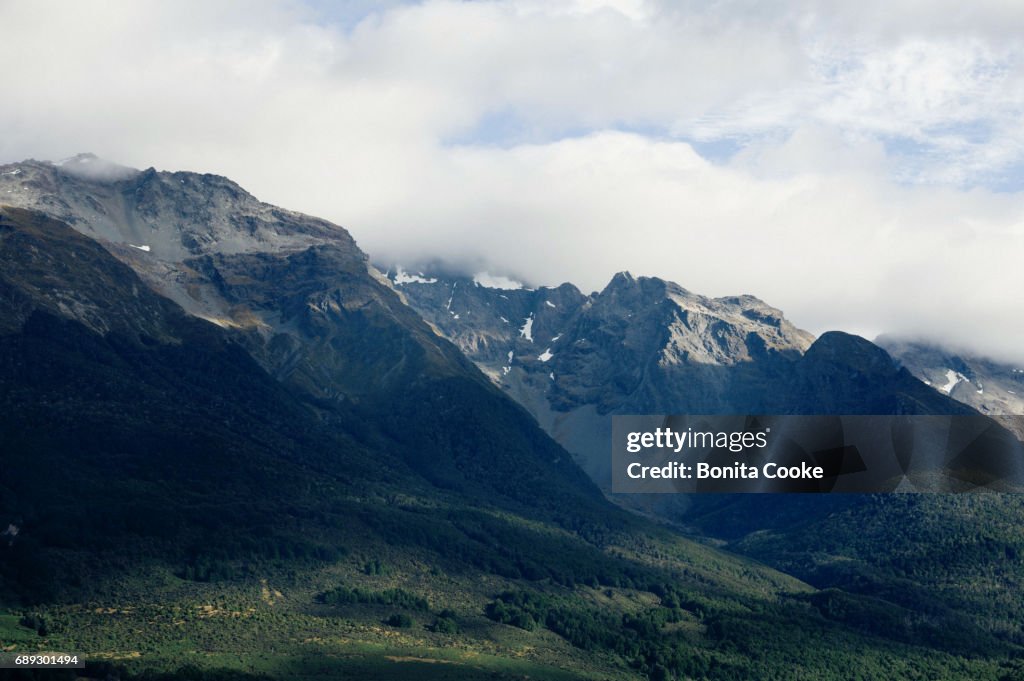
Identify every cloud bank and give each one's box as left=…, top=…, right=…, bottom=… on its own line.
left=1, top=0, right=1022, bottom=361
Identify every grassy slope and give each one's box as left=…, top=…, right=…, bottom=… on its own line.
left=1, top=509, right=1012, bottom=681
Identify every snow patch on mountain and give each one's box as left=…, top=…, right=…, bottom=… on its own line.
left=446, top=282, right=457, bottom=311
left=393, top=266, right=437, bottom=285
left=519, top=314, right=534, bottom=342
left=940, top=369, right=969, bottom=394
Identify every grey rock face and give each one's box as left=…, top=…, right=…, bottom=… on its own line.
left=391, top=266, right=984, bottom=505
left=388, top=268, right=814, bottom=409
left=1, top=154, right=347, bottom=263
left=0, top=207, right=189, bottom=340
left=388, top=266, right=822, bottom=495
left=385, top=268, right=586, bottom=380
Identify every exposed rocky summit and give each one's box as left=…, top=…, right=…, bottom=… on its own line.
left=1, top=154, right=344, bottom=262
left=0, top=155, right=476, bottom=402
left=387, top=267, right=814, bottom=410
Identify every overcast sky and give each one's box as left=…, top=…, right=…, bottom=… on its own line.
left=2, top=0, right=1023, bottom=362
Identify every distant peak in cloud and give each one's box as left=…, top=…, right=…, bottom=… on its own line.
left=52, top=152, right=99, bottom=166
left=52, top=153, right=140, bottom=181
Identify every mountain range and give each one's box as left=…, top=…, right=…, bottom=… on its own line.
left=1, top=154, right=1023, bottom=681
left=384, top=266, right=978, bottom=491
left=388, top=264, right=1024, bottom=648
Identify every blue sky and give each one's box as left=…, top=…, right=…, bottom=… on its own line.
left=1, top=0, right=1022, bottom=360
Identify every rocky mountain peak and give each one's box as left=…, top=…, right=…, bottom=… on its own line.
left=601, top=271, right=672, bottom=299
left=395, top=266, right=818, bottom=420
left=604, top=270, right=637, bottom=288
left=0, top=156, right=467, bottom=404
left=804, top=331, right=899, bottom=378
left=0, top=155, right=354, bottom=263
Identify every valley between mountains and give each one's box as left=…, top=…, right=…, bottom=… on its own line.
left=2, top=154, right=1023, bottom=681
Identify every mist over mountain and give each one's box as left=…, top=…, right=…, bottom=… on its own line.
left=4, top=0, right=1024, bottom=367
left=878, top=335, right=1024, bottom=416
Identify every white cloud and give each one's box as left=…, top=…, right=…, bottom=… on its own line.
left=357, top=131, right=1024, bottom=362
left=0, top=0, right=1022, bottom=362
left=474, top=273, right=525, bottom=290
